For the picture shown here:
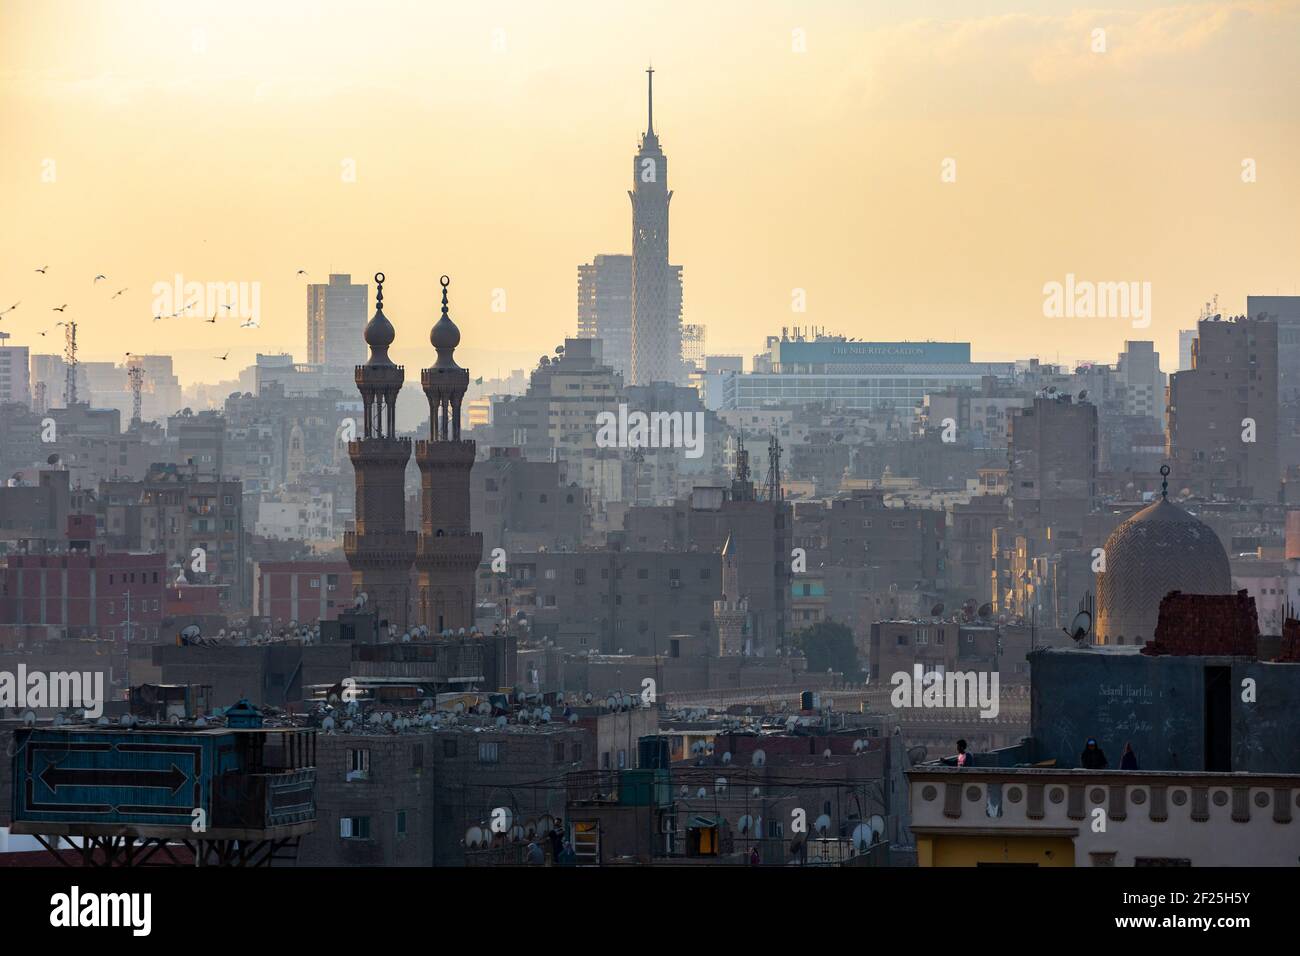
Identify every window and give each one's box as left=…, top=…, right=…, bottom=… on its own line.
left=346, top=749, right=370, bottom=781
left=340, top=816, right=371, bottom=839
left=396, top=811, right=408, bottom=838
left=554, top=742, right=565, bottom=762
left=479, top=741, right=500, bottom=764
left=412, top=743, right=424, bottom=769
left=443, top=738, right=458, bottom=758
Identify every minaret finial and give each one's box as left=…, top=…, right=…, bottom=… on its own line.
left=375, top=272, right=385, bottom=310
left=646, top=64, right=654, bottom=135
left=1160, top=464, right=1170, bottom=499
left=440, top=274, right=450, bottom=318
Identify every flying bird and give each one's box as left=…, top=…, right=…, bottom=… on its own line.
left=240, top=318, right=258, bottom=328
left=111, top=288, right=128, bottom=299
left=52, top=304, right=67, bottom=312
left=216, top=351, right=230, bottom=361
left=296, top=269, right=308, bottom=276
left=205, top=313, right=218, bottom=323
left=34, top=265, right=48, bottom=274
left=0, top=302, right=19, bottom=317
left=93, top=274, right=107, bottom=283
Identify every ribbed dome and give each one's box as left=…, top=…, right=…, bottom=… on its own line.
left=363, top=272, right=396, bottom=366
left=1095, top=496, right=1232, bottom=645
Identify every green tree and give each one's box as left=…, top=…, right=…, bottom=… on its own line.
left=793, top=619, right=864, bottom=683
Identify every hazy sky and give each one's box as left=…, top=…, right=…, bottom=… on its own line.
left=2, top=0, right=1298, bottom=385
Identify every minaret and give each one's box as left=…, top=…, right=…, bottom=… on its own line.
left=416, top=276, right=484, bottom=634
left=344, top=272, right=417, bottom=633
left=629, top=67, right=681, bottom=386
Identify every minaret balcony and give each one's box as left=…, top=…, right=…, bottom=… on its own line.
left=348, top=437, right=413, bottom=464
left=416, top=531, right=484, bottom=566
left=344, top=530, right=418, bottom=564
left=415, top=439, right=476, bottom=464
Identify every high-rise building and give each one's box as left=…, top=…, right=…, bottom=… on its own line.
left=1116, top=340, right=1165, bottom=423
left=1178, top=329, right=1198, bottom=371
left=1247, top=295, right=1300, bottom=477
left=1006, top=394, right=1099, bottom=531
left=1167, top=314, right=1278, bottom=500
left=629, top=69, right=684, bottom=386
left=416, top=276, right=483, bottom=634
left=308, top=273, right=368, bottom=373
left=344, top=273, right=416, bottom=633
left=0, top=332, right=30, bottom=407
left=577, top=254, right=633, bottom=380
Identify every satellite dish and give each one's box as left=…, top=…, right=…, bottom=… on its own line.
left=495, top=715, right=507, bottom=728
left=1065, top=610, right=1092, bottom=643
left=868, top=814, right=886, bottom=840
left=907, top=745, right=929, bottom=765
left=977, top=603, right=992, bottom=620
left=567, top=712, right=578, bottom=725
left=47, top=453, right=60, bottom=466
left=929, top=602, right=944, bottom=617
left=696, top=787, right=707, bottom=798
left=22, top=709, right=37, bottom=726
left=721, top=752, right=732, bottom=764
left=814, top=813, right=832, bottom=835
left=850, top=822, right=873, bottom=851
left=322, top=716, right=336, bottom=733
left=751, top=749, right=766, bottom=767
left=465, top=826, right=485, bottom=849
left=714, top=777, right=728, bottom=794
left=738, top=814, right=756, bottom=835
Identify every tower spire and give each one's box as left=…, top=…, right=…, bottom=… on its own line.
left=646, top=64, right=654, bottom=135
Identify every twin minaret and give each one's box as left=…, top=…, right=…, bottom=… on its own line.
left=344, top=273, right=483, bottom=636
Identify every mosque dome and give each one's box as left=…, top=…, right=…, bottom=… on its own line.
left=1095, top=492, right=1231, bottom=645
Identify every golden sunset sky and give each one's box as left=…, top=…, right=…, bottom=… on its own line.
left=2, top=0, right=1298, bottom=385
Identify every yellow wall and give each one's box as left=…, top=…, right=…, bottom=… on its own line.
left=918, top=835, right=1074, bottom=867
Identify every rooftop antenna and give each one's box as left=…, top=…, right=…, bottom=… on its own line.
left=127, top=363, right=146, bottom=428
left=1159, top=463, right=1170, bottom=500
left=766, top=432, right=782, bottom=502
left=58, top=320, right=78, bottom=405
left=645, top=64, right=654, bottom=135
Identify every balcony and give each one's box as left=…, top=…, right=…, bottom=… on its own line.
left=907, top=765, right=1300, bottom=866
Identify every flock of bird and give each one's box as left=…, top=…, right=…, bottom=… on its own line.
left=1, top=265, right=318, bottom=362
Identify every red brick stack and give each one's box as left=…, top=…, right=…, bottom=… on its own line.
left=1142, top=590, right=1259, bottom=657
